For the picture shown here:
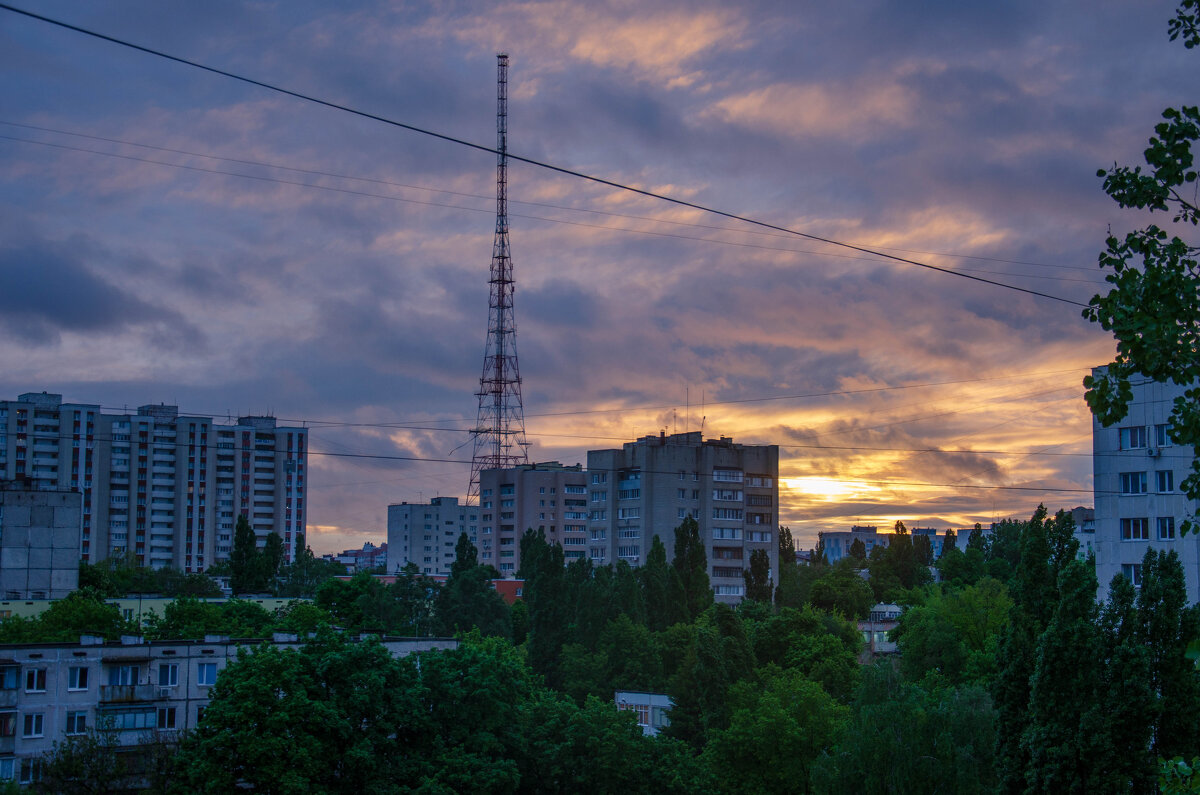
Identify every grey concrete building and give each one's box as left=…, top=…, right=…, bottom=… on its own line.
left=586, top=432, right=779, bottom=602
left=0, top=393, right=307, bottom=573
left=0, top=633, right=456, bottom=785
left=0, top=481, right=81, bottom=600
left=478, top=463, right=589, bottom=575
left=387, top=497, right=480, bottom=576
left=1092, top=372, right=1199, bottom=601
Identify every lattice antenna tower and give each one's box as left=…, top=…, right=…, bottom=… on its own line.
left=468, top=53, right=529, bottom=503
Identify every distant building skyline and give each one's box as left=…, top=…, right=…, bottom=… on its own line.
left=0, top=392, right=307, bottom=573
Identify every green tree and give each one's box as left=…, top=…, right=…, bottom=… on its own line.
left=34, top=725, right=129, bottom=795
left=1084, top=1, right=1200, bottom=531
left=774, top=526, right=810, bottom=608
left=0, top=588, right=131, bottom=643
left=742, top=548, right=773, bottom=603
left=520, top=528, right=571, bottom=689
left=175, top=630, right=428, bottom=793
left=705, top=666, right=848, bottom=794
left=261, top=532, right=285, bottom=583
left=848, top=537, right=867, bottom=563
left=813, top=663, right=999, bottom=795
left=666, top=604, right=754, bottom=748
left=229, top=515, right=261, bottom=594
left=1137, top=549, right=1200, bottom=761
left=437, top=533, right=511, bottom=638
left=670, top=517, right=713, bottom=623
left=893, top=578, right=1012, bottom=687
left=1022, top=560, right=1108, bottom=794
left=809, top=559, right=875, bottom=619
left=639, top=535, right=674, bottom=630
left=275, top=538, right=347, bottom=598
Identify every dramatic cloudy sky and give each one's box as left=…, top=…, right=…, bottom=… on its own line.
left=0, top=1, right=1193, bottom=554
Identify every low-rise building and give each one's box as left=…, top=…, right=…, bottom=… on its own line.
left=614, top=690, right=672, bottom=736
left=0, top=633, right=457, bottom=783
left=858, top=603, right=902, bottom=661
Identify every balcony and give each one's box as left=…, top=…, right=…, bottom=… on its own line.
left=99, top=684, right=159, bottom=703
left=0, top=736, right=14, bottom=754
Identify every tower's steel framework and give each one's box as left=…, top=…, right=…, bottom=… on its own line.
left=468, top=53, right=529, bottom=503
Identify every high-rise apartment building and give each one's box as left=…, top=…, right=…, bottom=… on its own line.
left=586, top=432, right=779, bottom=602
left=387, top=497, right=479, bottom=576
left=477, top=463, right=588, bottom=575
left=0, top=480, right=81, bottom=599
left=1092, top=372, right=1199, bottom=601
left=0, top=393, right=307, bottom=572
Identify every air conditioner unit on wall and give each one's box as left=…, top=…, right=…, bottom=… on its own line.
left=1148, top=448, right=1160, bottom=457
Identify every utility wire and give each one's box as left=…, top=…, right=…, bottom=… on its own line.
left=0, top=119, right=1102, bottom=276
left=0, top=133, right=1106, bottom=287
left=0, top=2, right=1091, bottom=308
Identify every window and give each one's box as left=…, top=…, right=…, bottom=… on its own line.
left=1120, top=518, right=1150, bottom=541
left=158, top=664, right=178, bottom=688
left=24, top=668, right=46, bottom=693
left=101, top=708, right=155, bottom=730
left=0, top=712, right=15, bottom=737
left=65, top=711, right=87, bottom=736
left=0, top=758, right=11, bottom=781
left=1119, top=472, right=1148, bottom=494
left=712, top=508, right=743, bottom=520
left=157, top=707, right=177, bottom=730
left=713, top=469, right=744, bottom=483
left=1157, top=470, right=1174, bottom=492
left=68, top=666, right=88, bottom=691
left=748, top=530, right=773, bottom=543
left=197, top=662, right=217, bottom=687
left=618, top=489, right=641, bottom=500
left=22, top=713, right=43, bottom=738
left=1158, top=517, right=1177, bottom=540
left=591, top=473, right=607, bottom=485
left=712, top=527, right=743, bottom=540
left=617, top=545, right=640, bottom=559
left=1156, top=423, right=1173, bottom=447
left=108, top=665, right=138, bottom=686
left=714, top=584, right=745, bottom=596
left=0, top=667, right=17, bottom=690
left=1120, top=426, right=1148, bottom=449
left=1122, top=563, right=1143, bottom=587
left=19, top=759, right=41, bottom=786
left=617, top=507, right=640, bottom=519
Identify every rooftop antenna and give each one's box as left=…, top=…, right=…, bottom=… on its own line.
left=467, top=53, right=530, bottom=504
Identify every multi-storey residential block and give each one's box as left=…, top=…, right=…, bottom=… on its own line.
left=0, top=480, right=81, bottom=600
left=0, top=633, right=456, bottom=785
left=0, top=393, right=307, bottom=572
left=586, top=432, right=779, bottom=602
left=1093, top=372, right=1198, bottom=601
left=387, top=497, right=479, bottom=576
left=819, top=525, right=964, bottom=564
left=477, top=463, right=589, bottom=575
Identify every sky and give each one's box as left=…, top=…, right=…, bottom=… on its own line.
left=0, top=0, right=1194, bottom=555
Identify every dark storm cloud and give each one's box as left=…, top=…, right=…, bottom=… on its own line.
left=0, top=238, right=197, bottom=346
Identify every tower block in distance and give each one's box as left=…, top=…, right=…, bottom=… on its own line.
left=468, top=53, right=530, bottom=503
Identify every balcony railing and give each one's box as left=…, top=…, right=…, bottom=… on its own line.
left=99, top=684, right=159, bottom=703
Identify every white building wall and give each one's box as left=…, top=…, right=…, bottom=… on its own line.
left=1093, top=373, right=1200, bottom=602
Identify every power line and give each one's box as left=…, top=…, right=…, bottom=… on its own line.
left=0, top=119, right=1104, bottom=276
left=0, top=2, right=1092, bottom=308
left=0, top=132, right=1106, bottom=287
